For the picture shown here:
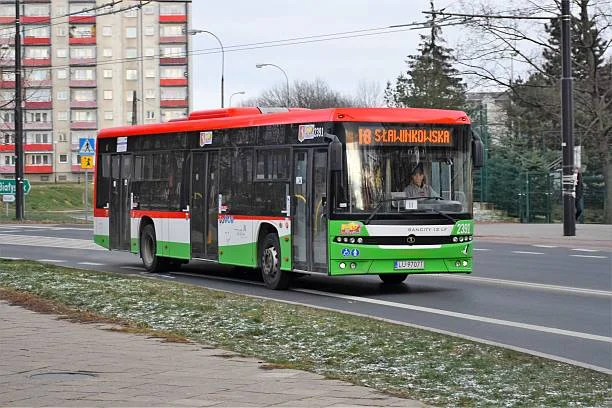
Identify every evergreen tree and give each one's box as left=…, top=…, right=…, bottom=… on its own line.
left=384, top=1, right=466, bottom=110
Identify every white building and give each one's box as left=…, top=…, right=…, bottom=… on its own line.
left=0, top=0, right=191, bottom=182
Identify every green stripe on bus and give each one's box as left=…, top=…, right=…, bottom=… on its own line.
left=158, top=241, right=191, bottom=260
left=94, top=235, right=110, bottom=249
left=219, top=241, right=258, bottom=268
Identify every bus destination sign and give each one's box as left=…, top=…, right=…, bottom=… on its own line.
left=355, top=127, right=453, bottom=146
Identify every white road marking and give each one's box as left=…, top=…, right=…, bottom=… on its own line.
left=78, top=262, right=105, bottom=266
left=512, top=251, right=545, bottom=255
left=417, top=274, right=611, bottom=297
left=295, top=288, right=612, bottom=343
left=473, top=248, right=490, bottom=251
left=571, top=248, right=600, bottom=252
left=570, top=255, right=608, bottom=259
left=0, top=234, right=102, bottom=251
left=37, top=259, right=66, bottom=263
left=533, top=245, right=558, bottom=248
left=0, top=256, right=22, bottom=260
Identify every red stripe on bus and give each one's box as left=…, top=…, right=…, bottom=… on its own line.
left=131, top=210, right=189, bottom=219
left=218, top=214, right=288, bottom=221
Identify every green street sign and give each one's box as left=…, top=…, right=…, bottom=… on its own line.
left=0, top=179, right=31, bottom=195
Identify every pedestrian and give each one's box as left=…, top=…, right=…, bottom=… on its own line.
left=575, top=172, right=583, bottom=222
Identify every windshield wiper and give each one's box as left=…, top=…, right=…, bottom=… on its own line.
left=364, top=195, right=453, bottom=225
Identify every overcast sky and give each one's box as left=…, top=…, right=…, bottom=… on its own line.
left=189, top=0, right=470, bottom=110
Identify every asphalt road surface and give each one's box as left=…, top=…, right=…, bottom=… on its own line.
left=0, top=224, right=610, bottom=373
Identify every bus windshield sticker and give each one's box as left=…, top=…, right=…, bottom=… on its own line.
left=117, top=137, right=127, bottom=152
left=298, top=124, right=323, bottom=142
left=200, top=131, right=213, bottom=146
left=356, top=127, right=453, bottom=146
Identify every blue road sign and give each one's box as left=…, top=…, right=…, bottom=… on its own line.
left=79, top=138, right=96, bottom=156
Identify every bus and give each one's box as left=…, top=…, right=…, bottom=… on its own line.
left=94, top=107, right=484, bottom=289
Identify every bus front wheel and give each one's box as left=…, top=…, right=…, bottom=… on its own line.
left=140, top=224, right=165, bottom=273
left=379, top=273, right=408, bottom=284
left=260, top=233, right=290, bottom=290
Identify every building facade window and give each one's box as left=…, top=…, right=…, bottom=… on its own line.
left=103, top=48, right=112, bottom=57
left=126, top=69, right=138, bottom=80
left=103, top=69, right=113, bottom=78
left=104, top=111, right=113, bottom=120
left=59, top=154, right=68, bottom=163
left=102, top=26, right=112, bottom=36
left=103, top=90, right=113, bottom=100
left=126, top=27, right=137, bottom=38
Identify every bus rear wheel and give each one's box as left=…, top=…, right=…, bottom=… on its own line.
left=140, top=224, right=166, bottom=273
left=260, top=233, right=290, bottom=290
left=379, top=273, right=408, bottom=284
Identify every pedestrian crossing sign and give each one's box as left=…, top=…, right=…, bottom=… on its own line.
left=81, top=156, right=94, bottom=169
left=79, top=138, right=95, bottom=156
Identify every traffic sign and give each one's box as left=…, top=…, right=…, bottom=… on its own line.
left=79, top=138, right=96, bottom=156
left=81, top=156, right=94, bottom=169
left=2, top=194, right=15, bottom=203
left=0, top=179, right=31, bottom=195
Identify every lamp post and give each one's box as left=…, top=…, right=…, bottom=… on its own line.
left=256, top=63, right=290, bottom=107
left=188, top=29, right=225, bottom=108
left=229, top=91, right=245, bottom=107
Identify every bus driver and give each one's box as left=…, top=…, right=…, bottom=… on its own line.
left=404, top=162, right=439, bottom=198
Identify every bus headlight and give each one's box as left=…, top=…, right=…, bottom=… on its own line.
left=357, top=237, right=363, bottom=244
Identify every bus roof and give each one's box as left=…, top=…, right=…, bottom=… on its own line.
left=97, top=107, right=470, bottom=139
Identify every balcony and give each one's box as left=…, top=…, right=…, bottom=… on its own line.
left=70, top=120, right=97, bottom=130
left=159, top=15, right=187, bottom=23
left=23, top=121, right=52, bottom=130
left=23, top=36, right=51, bottom=45
left=70, top=100, right=97, bottom=108
left=0, top=143, right=53, bottom=152
left=69, top=57, right=96, bottom=66
left=159, top=35, right=187, bottom=44
left=25, top=164, right=52, bottom=174
left=159, top=56, right=187, bottom=65
left=23, top=57, right=51, bottom=67
left=0, top=37, right=14, bottom=46
left=69, top=36, right=96, bottom=45
left=160, top=78, right=187, bottom=86
left=0, top=58, right=15, bottom=67
left=160, top=99, right=188, bottom=108
left=0, top=17, right=15, bottom=24
left=24, top=79, right=51, bottom=87
left=0, top=122, right=13, bottom=131
left=22, top=16, right=50, bottom=24
left=24, top=101, right=52, bottom=109
left=69, top=79, right=96, bottom=87
left=69, top=15, right=95, bottom=24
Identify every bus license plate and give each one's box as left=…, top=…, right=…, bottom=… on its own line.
left=394, top=260, right=425, bottom=270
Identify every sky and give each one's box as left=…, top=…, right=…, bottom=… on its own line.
left=189, top=0, right=469, bottom=110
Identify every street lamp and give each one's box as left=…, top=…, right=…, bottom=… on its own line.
left=188, top=29, right=225, bottom=108
left=229, top=91, right=245, bottom=107
left=256, top=63, right=290, bottom=107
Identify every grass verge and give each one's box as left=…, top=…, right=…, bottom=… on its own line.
left=0, top=183, right=92, bottom=223
left=0, top=259, right=609, bottom=407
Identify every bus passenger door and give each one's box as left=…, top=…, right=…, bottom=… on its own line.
left=109, top=154, right=132, bottom=251
left=292, top=149, right=328, bottom=273
left=190, top=151, right=218, bottom=259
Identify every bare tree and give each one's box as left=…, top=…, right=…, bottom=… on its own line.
left=453, top=0, right=612, bottom=222
left=353, top=79, right=383, bottom=107
left=242, top=78, right=356, bottom=109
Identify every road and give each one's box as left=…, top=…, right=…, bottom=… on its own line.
left=0, top=223, right=610, bottom=373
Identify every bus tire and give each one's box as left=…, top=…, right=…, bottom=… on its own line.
left=260, top=233, right=290, bottom=290
left=140, top=224, right=166, bottom=273
left=379, top=273, right=408, bottom=284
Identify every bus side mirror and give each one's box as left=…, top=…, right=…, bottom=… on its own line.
left=472, top=133, right=484, bottom=168
left=329, top=137, right=343, bottom=172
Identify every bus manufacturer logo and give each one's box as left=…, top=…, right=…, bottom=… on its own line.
left=340, top=222, right=361, bottom=235
left=406, top=235, right=416, bottom=244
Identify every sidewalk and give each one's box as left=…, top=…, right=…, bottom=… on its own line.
left=0, top=301, right=427, bottom=407
left=475, top=223, right=612, bottom=250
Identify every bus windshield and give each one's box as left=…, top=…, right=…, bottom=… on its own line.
left=336, top=123, right=472, bottom=215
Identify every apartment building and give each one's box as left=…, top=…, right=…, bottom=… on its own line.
left=0, top=0, right=190, bottom=182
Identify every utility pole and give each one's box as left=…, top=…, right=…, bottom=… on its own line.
left=561, top=0, right=576, bottom=236
left=14, top=0, right=24, bottom=220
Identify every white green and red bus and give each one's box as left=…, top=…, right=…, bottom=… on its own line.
left=94, top=107, right=483, bottom=289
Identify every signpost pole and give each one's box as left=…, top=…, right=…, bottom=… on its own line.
left=84, top=169, right=88, bottom=222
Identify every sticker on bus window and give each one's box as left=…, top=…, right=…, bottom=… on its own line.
left=340, top=222, right=361, bottom=235
left=200, top=131, right=213, bottom=146
left=298, top=124, right=323, bottom=142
